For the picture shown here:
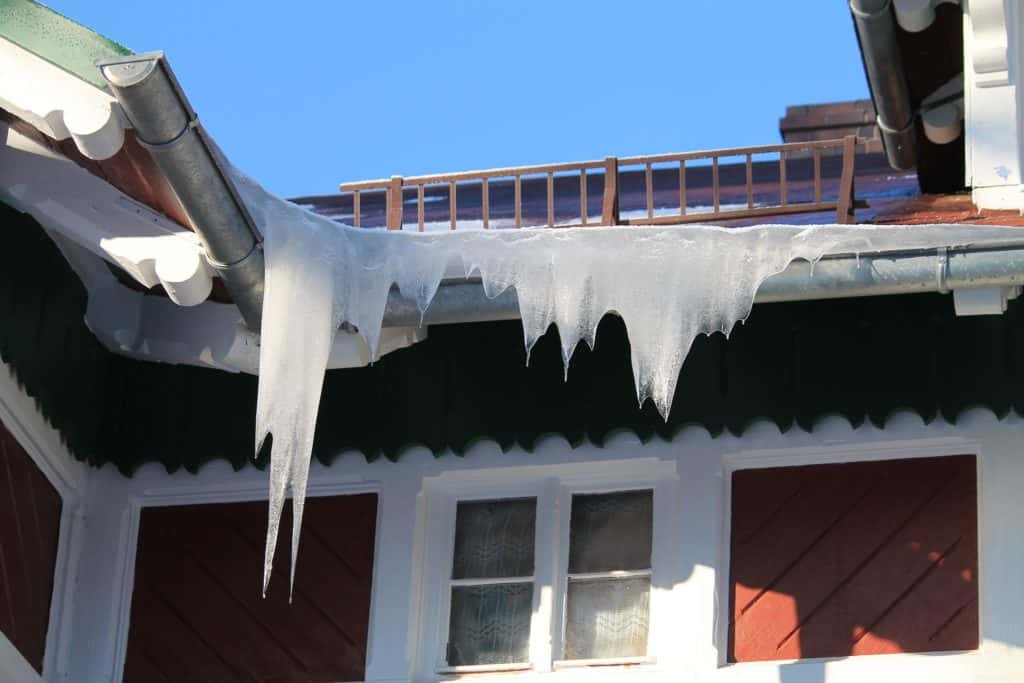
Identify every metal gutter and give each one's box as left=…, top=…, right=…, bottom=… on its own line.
left=849, top=0, right=918, bottom=170
left=83, top=52, right=1011, bottom=336
left=96, top=52, right=265, bottom=329
left=382, top=245, right=1024, bottom=327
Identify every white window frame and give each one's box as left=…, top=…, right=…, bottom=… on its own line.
left=416, top=458, right=679, bottom=678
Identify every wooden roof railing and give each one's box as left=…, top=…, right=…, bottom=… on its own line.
left=338, top=136, right=861, bottom=231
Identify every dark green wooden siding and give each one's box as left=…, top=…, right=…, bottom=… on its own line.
left=3, top=201, right=1024, bottom=476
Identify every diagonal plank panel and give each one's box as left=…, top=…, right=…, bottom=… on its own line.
left=0, top=416, right=61, bottom=674
left=729, top=455, right=978, bottom=662
left=124, top=494, right=377, bottom=682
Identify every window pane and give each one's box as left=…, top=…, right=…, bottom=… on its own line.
left=564, top=576, right=650, bottom=660
left=569, top=490, right=652, bottom=573
left=453, top=498, right=536, bottom=579
left=447, top=583, right=533, bottom=666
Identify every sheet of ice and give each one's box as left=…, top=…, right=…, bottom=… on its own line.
left=233, top=169, right=1024, bottom=593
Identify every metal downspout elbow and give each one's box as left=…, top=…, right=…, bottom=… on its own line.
left=97, top=52, right=265, bottom=330
left=850, top=0, right=918, bottom=170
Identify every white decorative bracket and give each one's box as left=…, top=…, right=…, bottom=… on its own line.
left=969, top=0, right=1011, bottom=87
left=0, top=122, right=213, bottom=306
left=0, top=37, right=129, bottom=161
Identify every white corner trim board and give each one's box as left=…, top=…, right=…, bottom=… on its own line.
left=0, top=360, right=89, bottom=683
left=0, top=122, right=213, bottom=306
left=0, top=361, right=88, bottom=502
left=0, top=37, right=127, bottom=161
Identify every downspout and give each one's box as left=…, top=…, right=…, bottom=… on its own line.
left=97, top=52, right=265, bottom=329
left=850, top=0, right=918, bottom=170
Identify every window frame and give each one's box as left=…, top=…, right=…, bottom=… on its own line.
left=419, top=459, right=678, bottom=677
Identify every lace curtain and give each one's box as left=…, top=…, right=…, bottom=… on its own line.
left=447, top=498, right=536, bottom=666
left=565, top=490, right=653, bottom=660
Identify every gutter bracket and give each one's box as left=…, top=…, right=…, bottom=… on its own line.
left=936, top=246, right=950, bottom=293
left=953, top=285, right=1022, bottom=316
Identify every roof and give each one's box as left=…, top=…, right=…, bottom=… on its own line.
left=1, top=5, right=1020, bottom=475
left=871, top=192, right=1024, bottom=227
left=295, top=150, right=917, bottom=230
left=5, top=201, right=1024, bottom=475
left=0, top=0, right=130, bottom=89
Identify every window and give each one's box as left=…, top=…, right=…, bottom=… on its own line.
left=432, top=474, right=667, bottom=675
left=728, top=455, right=978, bottom=663
left=563, top=490, right=652, bottom=661
left=446, top=498, right=536, bottom=667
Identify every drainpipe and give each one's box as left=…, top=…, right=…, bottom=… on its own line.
left=382, top=244, right=1024, bottom=327
left=849, top=0, right=918, bottom=170
left=97, top=52, right=265, bottom=330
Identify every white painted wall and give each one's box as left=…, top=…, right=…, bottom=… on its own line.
left=45, top=407, right=1024, bottom=683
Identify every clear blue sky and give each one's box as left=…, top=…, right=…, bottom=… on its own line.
left=50, top=1, right=868, bottom=198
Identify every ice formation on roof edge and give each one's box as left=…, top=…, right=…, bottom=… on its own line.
left=232, top=169, right=1022, bottom=594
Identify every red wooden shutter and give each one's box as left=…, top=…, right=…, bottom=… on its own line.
left=124, top=493, right=377, bottom=682
left=729, top=455, right=978, bottom=662
left=0, top=418, right=62, bottom=674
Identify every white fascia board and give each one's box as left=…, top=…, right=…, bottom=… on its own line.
left=122, top=290, right=424, bottom=374
left=95, top=283, right=423, bottom=374
left=52, top=231, right=423, bottom=373
left=0, top=36, right=127, bottom=161
left=0, top=121, right=214, bottom=307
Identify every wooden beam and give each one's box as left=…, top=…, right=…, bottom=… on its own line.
left=386, top=175, right=403, bottom=230
left=836, top=135, right=857, bottom=224
left=601, top=156, right=619, bottom=226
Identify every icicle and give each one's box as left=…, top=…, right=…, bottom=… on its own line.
left=246, top=172, right=338, bottom=597
left=232, top=168, right=1023, bottom=590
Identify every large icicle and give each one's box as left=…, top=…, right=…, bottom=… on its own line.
left=234, top=169, right=1023, bottom=590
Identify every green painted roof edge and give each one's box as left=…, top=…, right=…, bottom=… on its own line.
left=0, top=0, right=131, bottom=89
